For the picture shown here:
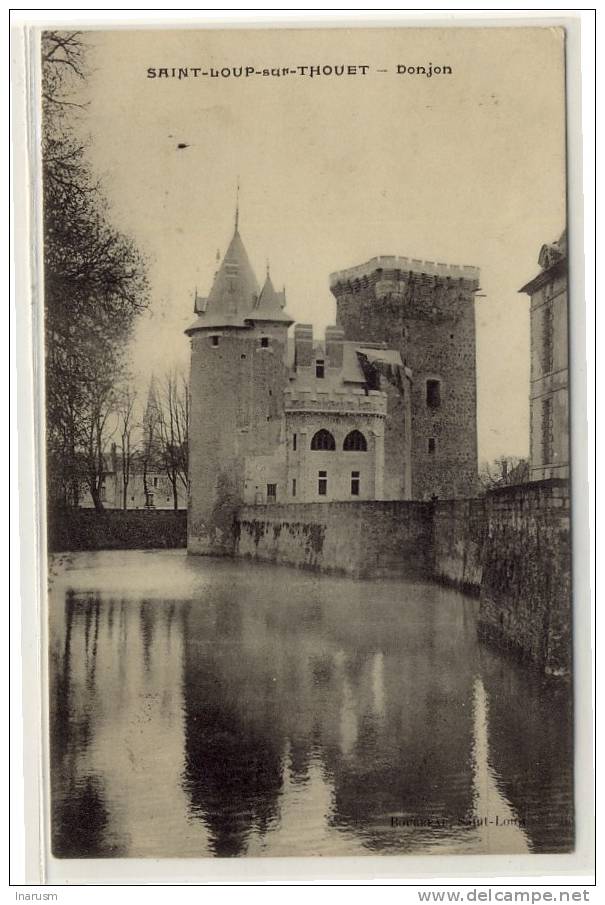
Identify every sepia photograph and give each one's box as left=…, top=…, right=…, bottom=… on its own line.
left=20, top=19, right=590, bottom=880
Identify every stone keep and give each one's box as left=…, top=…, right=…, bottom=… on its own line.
left=186, top=224, right=293, bottom=554
left=330, top=256, right=481, bottom=499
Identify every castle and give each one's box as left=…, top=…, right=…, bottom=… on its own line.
left=186, top=216, right=480, bottom=554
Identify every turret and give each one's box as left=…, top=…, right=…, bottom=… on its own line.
left=186, top=212, right=293, bottom=555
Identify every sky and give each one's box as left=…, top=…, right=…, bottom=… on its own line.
left=75, top=26, right=566, bottom=463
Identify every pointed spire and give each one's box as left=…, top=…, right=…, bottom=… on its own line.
left=251, top=267, right=294, bottom=325
left=234, top=177, right=240, bottom=232
left=187, top=215, right=259, bottom=331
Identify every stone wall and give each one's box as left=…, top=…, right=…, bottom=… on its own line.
left=432, top=496, right=487, bottom=594
left=235, top=479, right=571, bottom=675
left=48, top=508, right=187, bottom=552
left=432, top=480, right=571, bottom=675
left=479, top=480, right=571, bottom=676
left=330, top=265, right=479, bottom=499
left=235, top=500, right=434, bottom=579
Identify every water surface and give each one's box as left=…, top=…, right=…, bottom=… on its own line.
left=49, top=549, right=573, bottom=858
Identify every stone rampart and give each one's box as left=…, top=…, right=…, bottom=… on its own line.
left=235, top=479, right=572, bottom=675
left=432, top=480, right=571, bottom=675
left=235, top=500, right=434, bottom=579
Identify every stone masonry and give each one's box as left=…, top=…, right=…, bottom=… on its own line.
left=330, top=256, right=480, bottom=499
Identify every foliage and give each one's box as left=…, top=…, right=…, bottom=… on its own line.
left=478, top=456, right=529, bottom=491
left=42, top=31, right=149, bottom=509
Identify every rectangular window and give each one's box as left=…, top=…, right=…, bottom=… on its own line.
left=261, top=336, right=269, bottom=348
left=318, top=470, right=327, bottom=496
left=351, top=471, right=360, bottom=496
left=146, top=492, right=154, bottom=507
left=211, top=335, right=219, bottom=347
left=428, top=437, right=436, bottom=454
left=316, top=359, right=325, bottom=379
left=426, top=379, right=441, bottom=409
left=542, top=304, right=553, bottom=374
left=153, top=476, right=159, bottom=488
left=292, top=478, right=297, bottom=497
left=293, top=433, right=297, bottom=451
left=100, top=483, right=107, bottom=502
left=267, top=483, right=277, bottom=501
left=542, top=398, right=553, bottom=464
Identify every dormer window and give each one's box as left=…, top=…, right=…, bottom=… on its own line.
left=316, top=359, right=325, bottom=379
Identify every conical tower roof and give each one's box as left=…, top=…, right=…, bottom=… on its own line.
left=187, top=226, right=259, bottom=332
left=206, top=228, right=259, bottom=322
left=249, top=271, right=294, bottom=325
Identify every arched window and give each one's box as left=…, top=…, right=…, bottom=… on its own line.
left=343, top=430, right=367, bottom=451
left=311, top=429, right=336, bottom=451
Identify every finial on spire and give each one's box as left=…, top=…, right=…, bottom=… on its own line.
left=266, top=258, right=270, bottom=279
left=235, top=177, right=240, bottom=231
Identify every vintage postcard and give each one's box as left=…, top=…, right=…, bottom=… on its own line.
left=13, top=17, right=594, bottom=885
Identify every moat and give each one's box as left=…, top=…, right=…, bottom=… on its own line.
left=49, top=549, right=573, bottom=859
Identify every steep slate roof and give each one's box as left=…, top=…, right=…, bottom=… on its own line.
left=286, top=339, right=407, bottom=390
left=519, top=226, right=567, bottom=295
left=186, top=228, right=295, bottom=333
left=186, top=227, right=260, bottom=332
left=249, top=273, right=294, bottom=325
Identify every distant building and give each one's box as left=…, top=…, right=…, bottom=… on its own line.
left=520, top=230, right=569, bottom=481
left=186, top=212, right=480, bottom=555
left=79, top=444, right=186, bottom=510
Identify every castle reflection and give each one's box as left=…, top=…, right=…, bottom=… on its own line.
left=49, top=550, right=573, bottom=858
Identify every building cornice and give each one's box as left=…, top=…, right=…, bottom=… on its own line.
left=519, top=258, right=567, bottom=296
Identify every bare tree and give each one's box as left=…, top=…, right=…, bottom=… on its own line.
left=116, top=384, right=138, bottom=510
left=156, top=369, right=189, bottom=510
left=141, top=377, right=162, bottom=508
left=479, top=456, right=529, bottom=491
left=80, top=378, right=117, bottom=512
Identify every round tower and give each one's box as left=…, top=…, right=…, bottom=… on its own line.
left=186, top=223, right=293, bottom=554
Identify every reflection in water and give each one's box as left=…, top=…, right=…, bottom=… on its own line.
left=49, top=550, right=574, bottom=858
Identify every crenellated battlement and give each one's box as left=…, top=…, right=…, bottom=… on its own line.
left=284, top=385, right=387, bottom=416
left=329, top=255, right=480, bottom=288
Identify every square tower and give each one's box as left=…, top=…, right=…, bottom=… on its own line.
left=330, top=256, right=480, bottom=499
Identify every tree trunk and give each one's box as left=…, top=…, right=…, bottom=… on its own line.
left=90, top=486, right=104, bottom=512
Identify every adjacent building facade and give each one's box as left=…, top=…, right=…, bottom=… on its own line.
left=186, top=217, right=480, bottom=554
left=520, top=230, right=569, bottom=481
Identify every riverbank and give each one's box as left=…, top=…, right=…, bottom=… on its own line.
left=47, top=507, right=187, bottom=551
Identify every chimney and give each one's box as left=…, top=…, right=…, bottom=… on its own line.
left=325, top=325, right=345, bottom=369
left=294, top=324, right=314, bottom=368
